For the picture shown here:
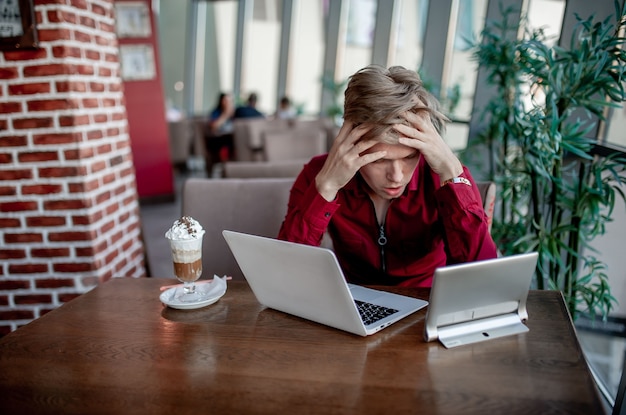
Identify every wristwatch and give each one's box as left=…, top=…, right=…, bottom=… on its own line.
left=441, top=176, right=472, bottom=187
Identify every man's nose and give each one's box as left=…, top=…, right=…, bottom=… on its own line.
left=387, top=161, right=403, bottom=182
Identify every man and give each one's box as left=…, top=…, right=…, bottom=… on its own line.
left=278, top=65, right=497, bottom=287
left=234, top=93, right=265, bottom=118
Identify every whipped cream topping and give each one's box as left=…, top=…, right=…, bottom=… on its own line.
left=165, top=216, right=204, bottom=240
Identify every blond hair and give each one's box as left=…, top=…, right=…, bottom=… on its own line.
left=343, top=65, right=448, bottom=143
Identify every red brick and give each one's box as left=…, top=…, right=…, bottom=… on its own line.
left=48, top=231, right=94, bottom=242
left=0, top=136, right=28, bottom=147
left=8, top=263, right=48, bottom=274
left=76, top=64, right=95, bottom=76
left=97, top=143, right=112, bottom=154
left=0, top=169, right=32, bottom=180
left=0, top=68, right=18, bottom=79
left=8, top=83, right=51, bottom=95
left=95, top=191, right=110, bottom=205
left=93, top=113, right=107, bottom=123
left=12, top=118, right=54, bottom=130
left=36, top=28, right=72, bottom=42
left=53, top=262, right=95, bottom=273
left=0, top=296, right=8, bottom=306
left=0, top=280, right=30, bottom=290
left=46, top=9, right=75, bottom=24
left=100, top=219, right=115, bottom=234
left=72, top=210, right=102, bottom=226
left=98, top=67, right=112, bottom=77
left=102, top=173, right=115, bottom=184
left=91, top=160, right=106, bottom=173
left=2, top=49, right=47, bottom=61
left=33, top=132, right=81, bottom=145
left=23, top=63, right=72, bottom=77
left=56, top=81, right=87, bottom=93
left=22, top=184, right=62, bottom=195
left=60, top=114, right=90, bottom=127
left=0, top=310, right=35, bottom=320
left=0, top=326, right=12, bottom=337
left=39, top=308, right=56, bottom=317
left=104, top=52, right=117, bottom=63
left=26, top=216, right=66, bottom=226
left=79, top=15, right=96, bottom=29
left=85, top=49, right=100, bottom=60
left=89, top=82, right=105, bottom=92
left=0, top=218, right=20, bottom=227
left=58, top=293, right=82, bottom=303
left=28, top=99, right=75, bottom=112
left=0, top=249, right=27, bottom=259
left=82, top=98, right=99, bottom=108
left=0, top=102, right=22, bottom=113
left=0, top=153, right=12, bottom=163
left=68, top=178, right=98, bottom=193
left=52, top=45, right=81, bottom=59
left=18, top=152, right=59, bottom=163
left=110, top=155, right=124, bottom=167
left=36, top=278, right=75, bottom=289
left=14, top=294, right=53, bottom=305
left=4, top=233, right=43, bottom=243
left=44, top=199, right=90, bottom=211
left=39, top=166, right=84, bottom=178
left=87, top=130, right=103, bottom=140
left=31, top=247, right=70, bottom=257
left=91, top=3, right=107, bottom=16
left=99, top=22, right=115, bottom=34
left=0, top=201, right=38, bottom=212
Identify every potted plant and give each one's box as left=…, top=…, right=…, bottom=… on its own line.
left=463, top=2, right=626, bottom=319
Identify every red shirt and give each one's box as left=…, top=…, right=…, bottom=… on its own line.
left=278, top=154, right=498, bottom=287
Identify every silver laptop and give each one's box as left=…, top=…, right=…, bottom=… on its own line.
left=222, top=230, right=428, bottom=336
left=424, top=252, right=538, bottom=348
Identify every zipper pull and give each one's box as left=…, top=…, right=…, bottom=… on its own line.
left=378, top=224, right=387, bottom=273
left=377, top=225, right=387, bottom=246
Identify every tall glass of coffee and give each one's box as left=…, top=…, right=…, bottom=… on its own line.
left=165, top=216, right=205, bottom=302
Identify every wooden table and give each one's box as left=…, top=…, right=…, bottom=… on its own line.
left=0, top=278, right=603, bottom=414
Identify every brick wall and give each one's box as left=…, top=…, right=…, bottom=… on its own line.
left=0, top=0, right=146, bottom=335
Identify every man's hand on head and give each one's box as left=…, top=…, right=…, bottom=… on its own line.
left=395, top=111, right=462, bottom=182
left=315, top=121, right=386, bottom=201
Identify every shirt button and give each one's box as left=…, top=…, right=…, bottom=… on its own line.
left=324, top=212, right=330, bottom=217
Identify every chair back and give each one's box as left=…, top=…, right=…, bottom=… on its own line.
left=476, top=181, right=496, bottom=233
left=181, top=177, right=295, bottom=280
left=167, top=120, right=192, bottom=166
left=223, top=159, right=307, bottom=178
left=263, top=129, right=327, bottom=161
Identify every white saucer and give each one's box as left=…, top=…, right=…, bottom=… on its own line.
left=160, top=275, right=228, bottom=310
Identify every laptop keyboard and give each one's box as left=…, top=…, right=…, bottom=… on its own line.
left=354, top=300, right=399, bottom=326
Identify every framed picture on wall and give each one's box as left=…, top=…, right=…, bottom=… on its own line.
left=0, top=0, right=38, bottom=51
left=120, top=44, right=156, bottom=81
left=115, top=1, right=151, bottom=38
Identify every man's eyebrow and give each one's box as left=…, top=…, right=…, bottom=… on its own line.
left=405, top=150, right=420, bottom=159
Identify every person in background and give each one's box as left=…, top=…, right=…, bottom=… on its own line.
left=234, top=92, right=265, bottom=119
left=278, top=65, right=498, bottom=288
left=275, top=96, right=297, bottom=120
left=205, top=92, right=235, bottom=175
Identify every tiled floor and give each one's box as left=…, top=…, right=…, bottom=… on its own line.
left=139, top=165, right=623, bottom=411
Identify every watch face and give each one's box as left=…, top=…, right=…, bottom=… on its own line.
left=0, top=0, right=23, bottom=37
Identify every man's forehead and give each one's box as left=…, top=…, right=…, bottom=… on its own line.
left=363, top=142, right=419, bottom=158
